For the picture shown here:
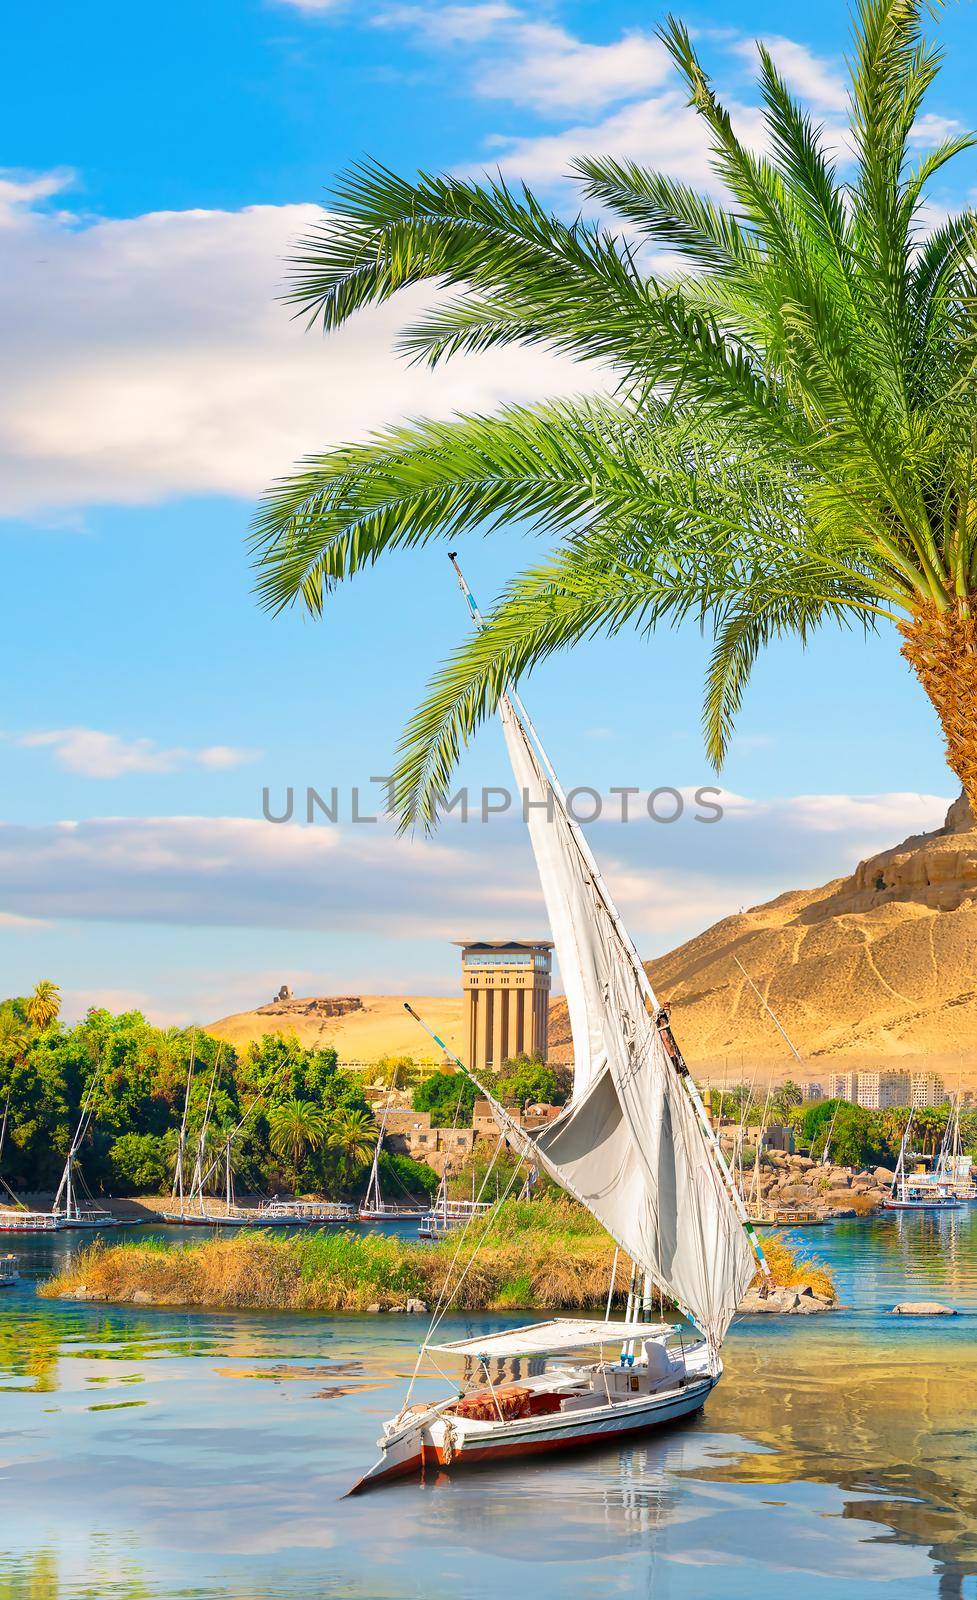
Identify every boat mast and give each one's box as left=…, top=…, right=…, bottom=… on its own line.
left=446, top=553, right=771, bottom=1281
left=364, top=1105, right=388, bottom=1212
left=172, top=1030, right=197, bottom=1207
left=53, top=1071, right=100, bottom=1220
left=189, top=1046, right=223, bottom=1212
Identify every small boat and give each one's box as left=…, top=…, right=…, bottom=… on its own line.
left=883, top=1114, right=960, bottom=1211
left=933, top=1097, right=977, bottom=1200
left=255, top=1199, right=355, bottom=1226
left=417, top=1196, right=491, bottom=1239
left=0, top=1093, right=61, bottom=1231
left=51, top=1075, right=129, bottom=1229
left=0, top=1208, right=61, bottom=1233
left=350, top=1319, right=717, bottom=1492
left=0, top=1253, right=19, bottom=1286
left=163, top=1045, right=355, bottom=1228
left=358, top=1108, right=425, bottom=1222
left=351, top=559, right=765, bottom=1492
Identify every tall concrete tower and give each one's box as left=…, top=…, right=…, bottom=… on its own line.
left=455, top=939, right=553, bottom=1075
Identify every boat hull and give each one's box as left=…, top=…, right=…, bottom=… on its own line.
left=0, top=1215, right=60, bottom=1233
left=358, top=1208, right=422, bottom=1222
left=350, top=1373, right=717, bottom=1493
left=882, top=1198, right=960, bottom=1211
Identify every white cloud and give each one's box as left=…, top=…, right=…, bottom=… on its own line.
left=728, top=36, right=847, bottom=113
left=480, top=90, right=766, bottom=192
left=273, top=0, right=345, bottom=11
left=381, top=5, right=668, bottom=113
left=14, top=728, right=260, bottom=778
left=376, top=2, right=519, bottom=43
left=476, top=22, right=669, bottom=114
left=0, top=183, right=591, bottom=518
left=0, top=792, right=952, bottom=946
left=909, top=111, right=964, bottom=145
left=0, top=168, right=75, bottom=228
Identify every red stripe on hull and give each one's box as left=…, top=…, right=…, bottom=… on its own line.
left=432, top=1405, right=706, bottom=1468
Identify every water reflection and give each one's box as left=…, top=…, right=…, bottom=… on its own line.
left=4, top=1222, right=977, bottom=1597
left=708, top=1335, right=977, bottom=1597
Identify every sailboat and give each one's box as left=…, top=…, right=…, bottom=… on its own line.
left=349, top=559, right=764, bottom=1492
left=161, top=1046, right=249, bottom=1224
left=416, top=1166, right=489, bottom=1238
left=359, top=1107, right=424, bottom=1221
left=52, top=1075, right=129, bottom=1228
left=934, top=1096, right=976, bottom=1200
left=0, top=1087, right=61, bottom=1233
left=883, top=1113, right=959, bottom=1211
left=162, top=1047, right=355, bottom=1227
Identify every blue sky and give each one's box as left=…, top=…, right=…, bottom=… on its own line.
left=0, top=0, right=970, bottom=1025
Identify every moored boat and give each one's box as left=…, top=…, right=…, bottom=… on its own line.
left=0, top=1208, right=61, bottom=1233
left=0, top=1253, right=20, bottom=1286
left=417, top=1193, right=490, bottom=1239
left=358, top=1107, right=425, bottom=1222
left=351, top=1319, right=717, bottom=1491
left=883, top=1114, right=960, bottom=1211
left=50, top=1070, right=131, bottom=1229
left=0, top=1092, right=61, bottom=1231
left=350, top=559, right=767, bottom=1492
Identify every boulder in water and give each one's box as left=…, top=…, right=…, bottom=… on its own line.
left=890, top=1301, right=956, bottom=1316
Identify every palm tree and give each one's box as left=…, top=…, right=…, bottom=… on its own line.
left=326, top=1108, right=377, bottom=1186
left=267, top=1098, right=330, bottom=1175
left=0, top=1013, right=27, bottom=1066
left=253, top=0, right=977, bottom=826
left=25, top=982, right=61, bottom=1033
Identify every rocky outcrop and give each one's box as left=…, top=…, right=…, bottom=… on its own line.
left=890, top=1302, right=956, bottom=1316
left=743, top=1150, right=891, bottom=1218
left=739, top=1284, right=836, bottom=1314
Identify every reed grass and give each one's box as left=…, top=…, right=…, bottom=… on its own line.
left=40, top=1199, right=835, bottom=1312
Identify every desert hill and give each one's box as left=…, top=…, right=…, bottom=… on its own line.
left=549, top=792, right=977, bottom=1077
left=211, top=796, right=977, bottom=1081
left=208, top=991, right=466, bottom=1064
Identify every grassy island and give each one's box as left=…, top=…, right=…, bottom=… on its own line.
left=41, top=1201, right=835, bottom=1314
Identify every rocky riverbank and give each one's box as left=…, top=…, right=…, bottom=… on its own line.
left=750, top=1150, right=894, bottom=1219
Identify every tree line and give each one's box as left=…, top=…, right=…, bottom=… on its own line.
left=708, top=1080, right=977, bottom=1168
left=0, top=986, right=438, bottom=1200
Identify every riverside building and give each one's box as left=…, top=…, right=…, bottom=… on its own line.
left=911, top=1072, right=948, bottom=1108
left=456, top=939, right=552, bottom=1074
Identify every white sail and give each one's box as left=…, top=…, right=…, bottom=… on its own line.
left=499, top=694, right=756, bottom=1345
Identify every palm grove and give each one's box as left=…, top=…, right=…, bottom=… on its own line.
left=0, top=987, right=436, bottom=1200
left=252, top=0, right=977, bottom=826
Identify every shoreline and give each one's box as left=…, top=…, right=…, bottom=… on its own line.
left=38, top=1202, right=837, bottom=1316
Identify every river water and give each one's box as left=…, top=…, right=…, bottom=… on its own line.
left=2, top=1211, right=977, bottom=1600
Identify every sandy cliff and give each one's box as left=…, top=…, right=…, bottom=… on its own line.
left=549, top=794, right=977, bottom=1073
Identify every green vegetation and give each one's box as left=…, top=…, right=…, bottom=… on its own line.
left=411, top=1053, right=569, bottom=1126
left=412, top=1068, right=477, bottom=1127
left=717, top=1088, right=976, bottom=1168
left=253, top=0, right=977, bottom=826
left=0, top=992, right=437, bottom=1201
left=41, top=1198, right=835, bottom=1312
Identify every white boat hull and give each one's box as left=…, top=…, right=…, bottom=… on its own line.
left=358, top=1208, right=422, bottom=1222
left=0, top=1213, right=60, bottom=1233
left=351, top=1368, right=718, bottom=1493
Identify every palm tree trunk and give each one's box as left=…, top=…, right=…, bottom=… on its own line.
left=900, top=605, right=977, bottom=814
